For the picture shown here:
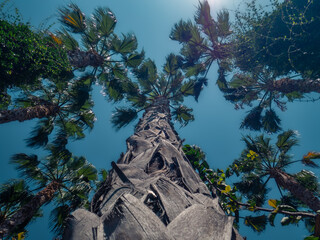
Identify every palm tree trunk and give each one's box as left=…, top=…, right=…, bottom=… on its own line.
left=64, top=96, right=242, bottom=240
left=0, top=181, right=60, bottom=237
left=0, top=103, right=59, bottom=124
left=269, top=78, right=320, bottom=94
left=67, top=49, right=104, bottom=68
left=270, top=168, right=320, bottom=212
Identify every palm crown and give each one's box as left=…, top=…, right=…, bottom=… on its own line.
left=110, top=54, right=199, bottom=129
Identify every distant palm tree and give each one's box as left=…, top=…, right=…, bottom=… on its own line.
left=233, top=130, right=320, bottom=212
left=63, top=56, right=243, bottom=240
left=0, top=138, right=98, bottom=238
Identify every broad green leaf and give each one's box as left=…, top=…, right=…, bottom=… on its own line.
left=111, top=107, right=138, bottom=130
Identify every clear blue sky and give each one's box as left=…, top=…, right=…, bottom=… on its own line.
left=1, top=0, right=319, bottom=239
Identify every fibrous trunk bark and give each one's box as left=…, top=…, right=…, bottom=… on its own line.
left=270, top=168, right=320, bottom=212
left=0, top=103, right=59, bottom=124
left=269, top=78, right=320, bottom=94
left=0, top=181, right=60, bottom=237
left=64, top=96, right=242, bottom=240
left=67, top=49, right=104, bottom=68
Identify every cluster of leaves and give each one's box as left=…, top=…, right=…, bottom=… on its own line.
left=183, top=138, right=320, bottom=238
left=0, top=20, right=72, bottom=92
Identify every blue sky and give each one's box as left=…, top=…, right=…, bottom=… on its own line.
left=1, top=0, right=320, bottom=239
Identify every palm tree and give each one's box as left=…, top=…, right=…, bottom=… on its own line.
left=0, top=137, right=98, bottom=238
left=232, top=130, right=320, bottom=212
left=63, top=56, right=243, bottom=240
left=170, top=0, right=320, bottom=133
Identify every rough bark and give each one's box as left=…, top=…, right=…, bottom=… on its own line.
left=64, top=96, right=242, bottom=240
left=0, top=103, right=59, bottom=124
left=270, top=168, right=320, bottom=212
left=67, top=49, right=104, bottom=68
left=268, top=78, right=320, bottom=94
left=0, top=181, right=60, bottom=237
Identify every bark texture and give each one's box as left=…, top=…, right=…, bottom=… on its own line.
left=0, top=103, right=59, bottom=124
left=269, top=78, right=320, bottom=94
left=64, top=97, right=242, bottom=240
left=67, top=49, right=104, bottom=68
left=0, top=181, right=60, bottom=237
left=270, top=168, right=320, bottom=212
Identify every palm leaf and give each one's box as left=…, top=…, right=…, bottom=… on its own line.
left=172, top=105, right=195, bottom=127
left=216, top=9, right=232, bottom=37
left=111, top=107, right=138, bottom=130
left=170, top=20, right=193, bottom=43
left=194, top=77, right=208, bottom=101
left=26, top=118, right=54, bottom=148
left=10, top=154, right=46, bottom=184
left=294, top=170, right=319, bottom=193
left=240, top=106, right=263, bottom=131
left=163, top=53, right=180, bottom=76
left=59, top=4, right=86, bottom=33
left=261, top=109, right=281, bottom=133
left=123, top=50, right=145, bottom=68
left=276, top=130, right=298, bottom=153
left=93, top=7, right=116, bottom=37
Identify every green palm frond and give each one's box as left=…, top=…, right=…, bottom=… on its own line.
left=194, top=0, right=217, bottom=42
left=56, top=29, right=79, bottom=51
left=92, top=7, right=116, bottom=37
left=163, top=53, right=180, bottom=76
left=179, top=80, right=195, bottom=97
left=10, top=154, right=46, bottom=184
left=170, top=20, right=194, bottom=43
left=59, top=3, right=86, bottom=33
left=26, top=118, right=54, bottom=148
left=216, top=9, right=232, bottom=37
left=194, top=77, right=208, bottom=101
left=122, top=50, right=145, bottom=68
left=261, top=109, right=281, bottom=133
left=276, top=130, right=298, bottom=153
left=111, top=34, right=138, bottom=54
left=134, top=59, right=158, bottom=93
left=111, top=107, right=138, bottom=130
left=240, top=106, right=263, bottom=131
left=172, top=105, right=194, bottom=127
left=49, top=204, right=70, bottom=236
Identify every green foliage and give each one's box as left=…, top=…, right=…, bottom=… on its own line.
left=0, top=20, right=72, bottom=91
left=172, top=105, right=194, bottom=126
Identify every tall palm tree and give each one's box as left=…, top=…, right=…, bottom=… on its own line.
left=63, top=56, right=242, bottom=239
left=0, top=137, right=98, bottom=238
left=232, top=130, right=320, bottom=212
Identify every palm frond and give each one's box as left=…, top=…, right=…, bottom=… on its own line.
left=10, top=154, right=46, bottom=184
left=59, top=3, right=86, bottom=33
left=92, top=7, right=116, bottom=37
left=244, top=215, right=267, bottom=232
left=172, top=105, right=194, bottom=127
left=276, top=130, right=298, bottom=153
left=56, top=29, right=79, bottom=51
left=240, top=106, right=263, bottom=131
left=261, top=109, right=281, bottom=133
left=26, top=118, right=54, bottom=148
left=170, top=20, right=194, bottom=43
left=111, top=107, right=138, bottom=130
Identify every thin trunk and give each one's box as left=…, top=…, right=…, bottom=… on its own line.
left=67, top=49, right=104, bottom=68
left=0, top=181, right=60, bottom=237
left=64, top=96, right=242, bottom=240
left=270, top=168, right=320, bottom=212
left=268, top=78, right=320, bottom=94
left=0, top=104, right=59, bottom=124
